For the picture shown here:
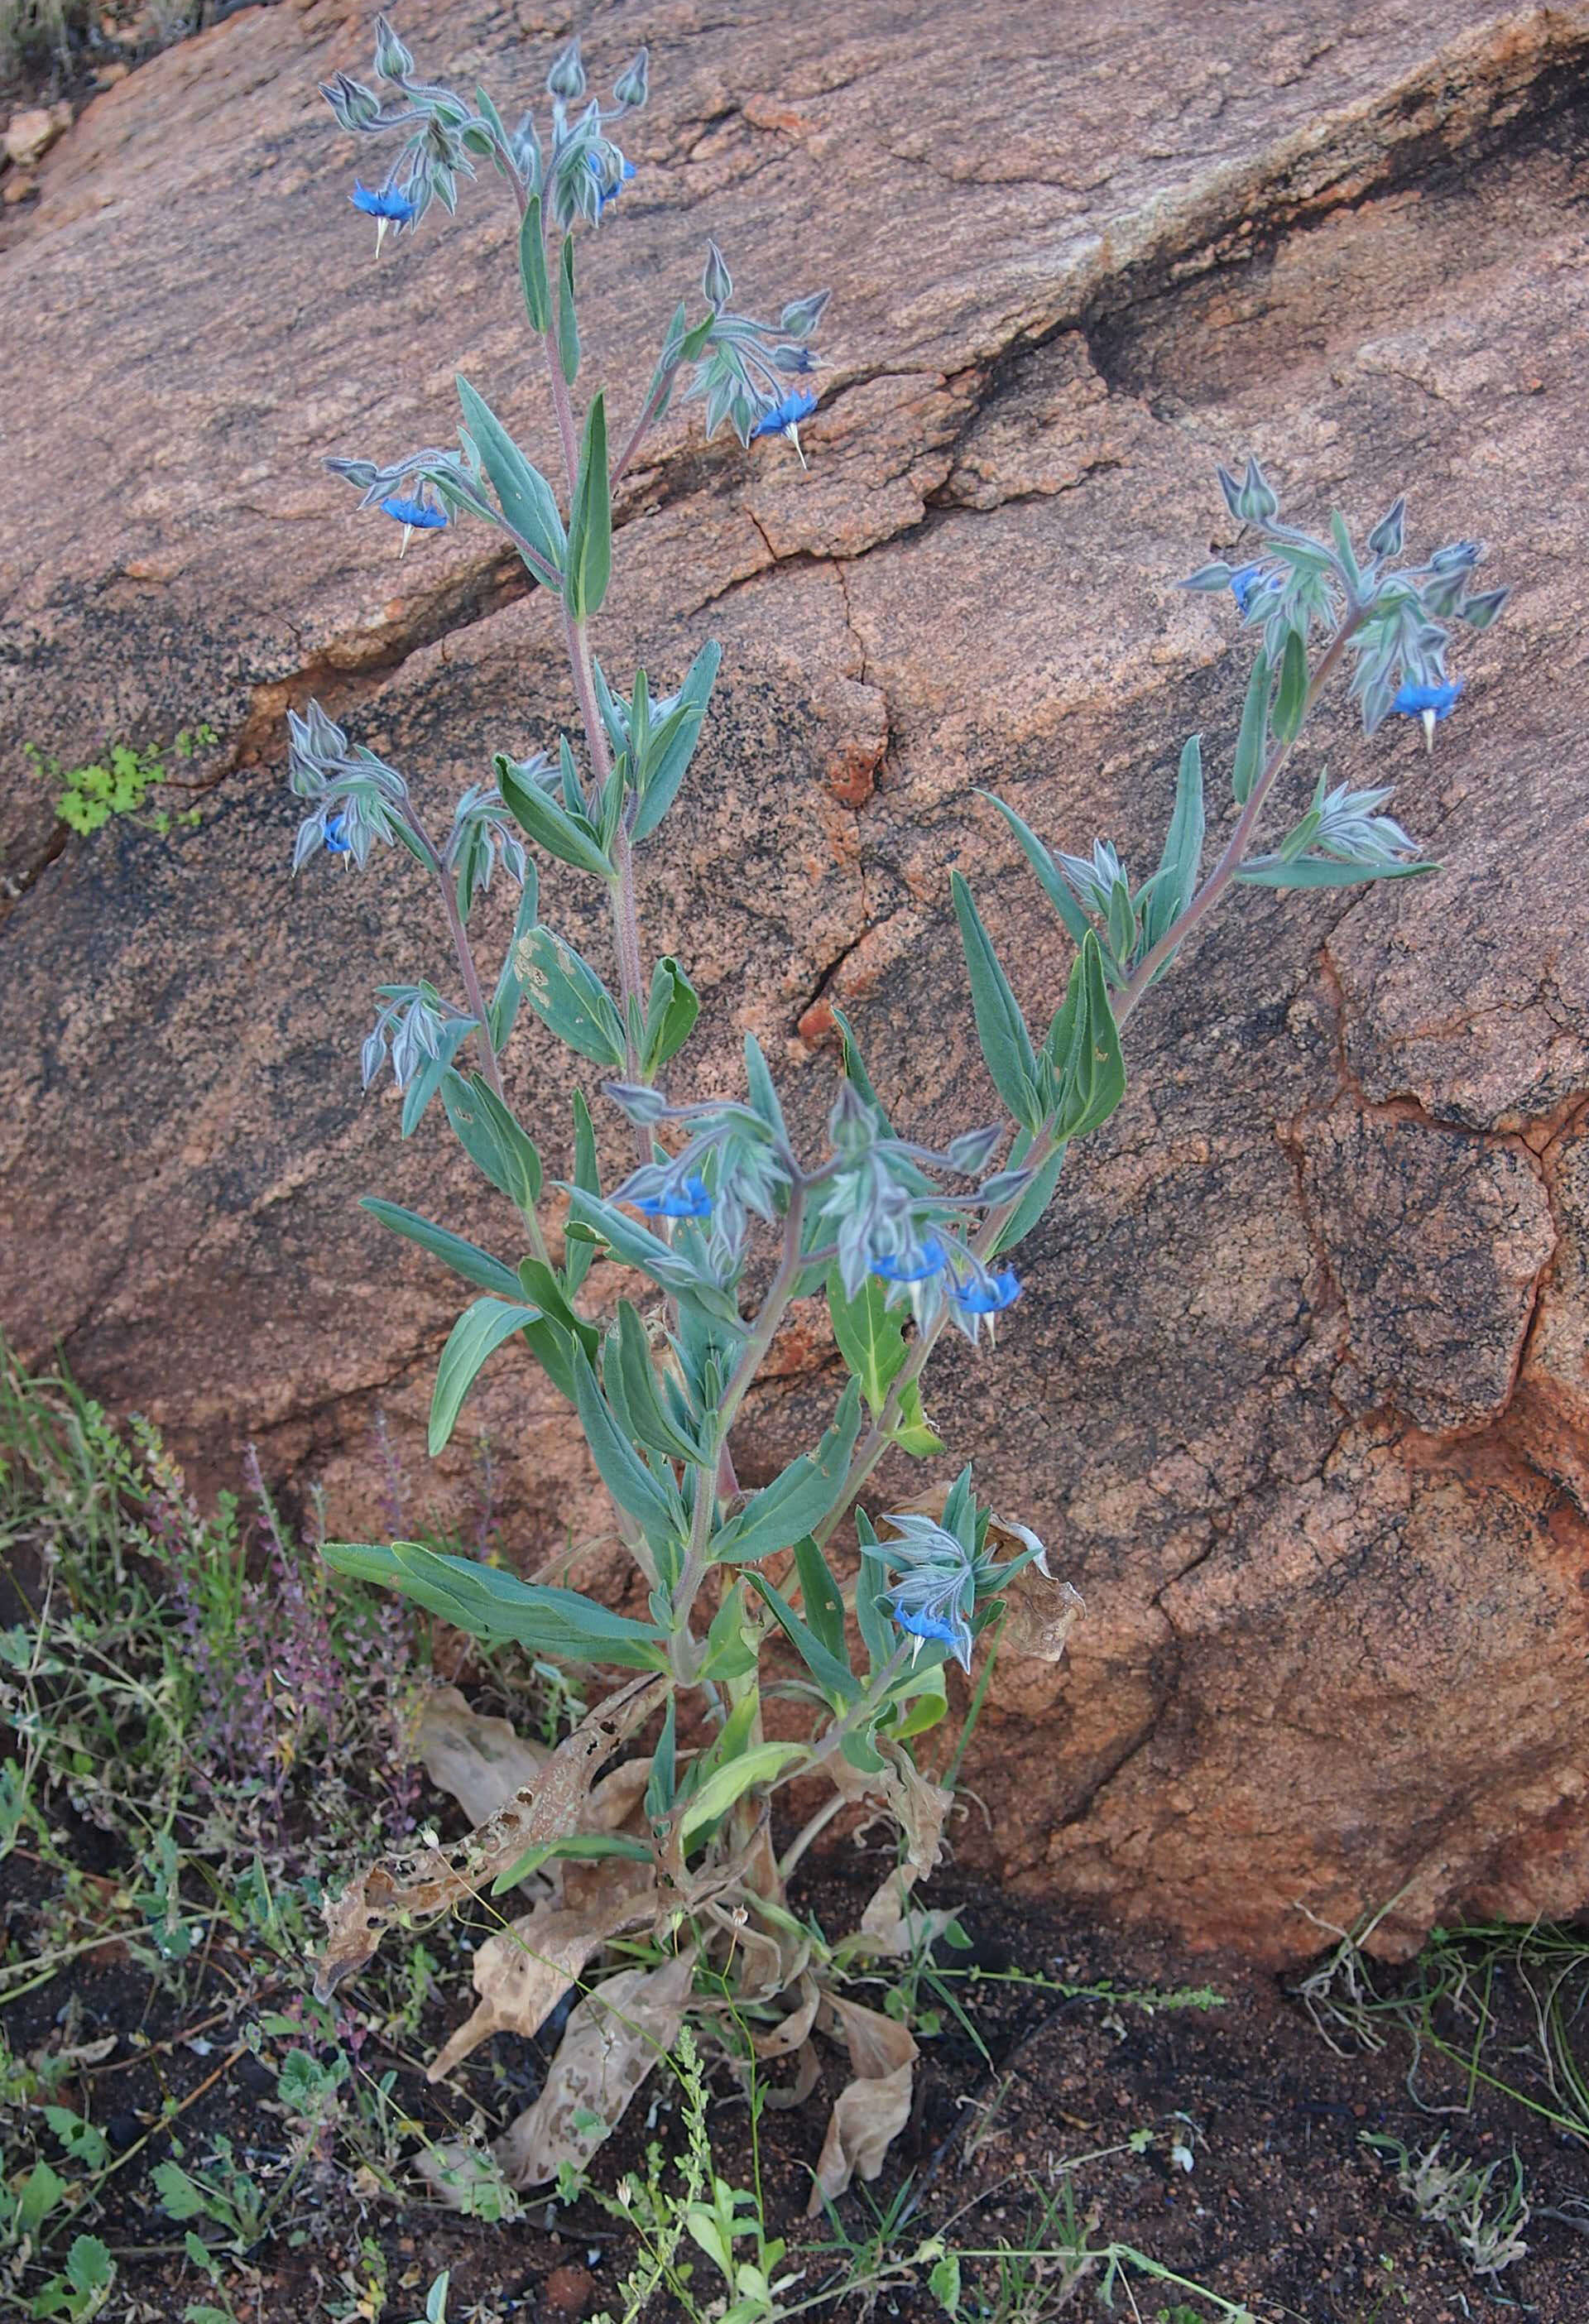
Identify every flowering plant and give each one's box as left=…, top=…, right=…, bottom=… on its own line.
left=292, top=18, right=1505, bottom=2203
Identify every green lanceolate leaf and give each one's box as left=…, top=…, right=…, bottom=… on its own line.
left=711, top=1380, right=863, bottom=1562
left=610, top=1302, right=707, bottom=1466
left=744, top=1031, right=790, bottom=1147
left=792, top=1534, right=849, bottom=1668
left=950, top=872, right=1041, bottom=1129
left=517, top=1256, right=600, bottom=1356
left=492, top=1830, right=651, bottom=1897
left=889, top=1377, right=944, bottom=1457
left=991, top=1131, right=1065, bottom=1256
left=565, top=391, right=612, bottom=621
left=854, top=1510, right=893, bottom=1673
left=825, top=1264, right=908, bottom=1416
left=746, top=1571, right=858, bottom=1705
left=496, top=753, right=612, bottom=877
left=1236, top=854, right=1440, bottom=889
left=644, top=1694, right=677, bottom=1820
left=361, top=1198, right=524, bottom=1301
left=1271, top=627, right=1309, bottom=746
left=1153, top=736, right=1205, bottom=934
left=430, top=1297, right=543, bottom=1454
left=1231, top=647, right=1272, bottom=805
left=488, top=871, right=540, bottom=1051
left=632, top=640, right=722, bottom=842
left=977, top=791, right=1095, bottom=949
left=323, top=1539, right=668, bottom=1668
left=558, top=233, right=579, bottom=384
left=519, top=927, right=626, bottom=1067
left=640, top=956, right=699, bottom=1077
left=679, top=1741, right=807, bottom=1844
left=1042, top=930, right=1126, bottom=1142
left=518, top=194, right=551, bottom=331
left=566, top=1090, right=600, bottom=1296
left=440, top=1073, right=544, bottom=1216
left=564, top=1188, right=710, bottom=1301
left=698, top=1580, right=760, bottom=1680
left=1329, top=508, right=1362, bottom=593
left=572, top=1350, right=684, bottom=1551
left=455, top=377, right=565, bottom=581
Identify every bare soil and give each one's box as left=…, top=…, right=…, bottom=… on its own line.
left=10, top=1831, right=1588, bottom=2323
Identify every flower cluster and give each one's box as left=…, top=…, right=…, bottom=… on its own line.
left=1183, top=457, right=1507, bottom=741
left=683, top=242, right=829, bottom=450
left=860, top=1491, right=1051, bottom=1670
left=287, top=702, right=423, bottom=871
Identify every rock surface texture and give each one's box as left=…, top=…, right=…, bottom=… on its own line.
left=3, top=0, right=1588, bottom=1962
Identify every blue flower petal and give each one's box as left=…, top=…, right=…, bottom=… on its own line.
left=951, top=1269, right=1020, bottom=1317
left=324, top=812, right=351, bottom=855
left=636, top=1174, right=712, bottom=1220
left=1390, top=679, right=1462, bottom=720
left=378, top=496, right=449, bottom=531
left=351, top=182, right=418, bottom=223
left=870, top=1236, right=947, bottom=1284
left=750, top=389, right=819, bottom=442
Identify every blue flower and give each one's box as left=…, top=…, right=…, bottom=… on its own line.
left=870, top=1237, right=946, bottom=1284
left=862, top=1512, right=977, bottom=1673
left=324, top=811, right=351, bottom=856
left=751, top=389, right=819, bottom=447
left=378, top=495, right=448, bottom=531
left=350, top=182, right=417, bottom=223
left=1229, top=562, right=1272, bottom=616
left=1391, top=679, right=1462, bottom=720
left=890, top=1597, right=967, bottom=1658
left=636, top=1174, right=712, bottom=1219
left=951, top=1270, right=1020, bottom=1317
left=1392, top=677, right=1463, bottom=752
left=588, top=152, right=636, bottom=214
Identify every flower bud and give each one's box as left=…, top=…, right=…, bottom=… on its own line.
left=547, top=37, right=586, bottom=100
left=613, top=49, right=650, bottom=109
left=372, top=14, right=413, bottom=81
left=1458, top=585, right=1510, bottom=631
left=703, top=238, right=733, bottom=311
left=779, top=290, right=830, bottom=338
left=1366, top=495, right=1406, bottom=559
left=320, top=71, right=382, bottom=132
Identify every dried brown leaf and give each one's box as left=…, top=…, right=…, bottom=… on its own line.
left=427, top=1888, right=656, bottom=2082
left=1001, top=1569, right=1085, bottom=1662
left=856, top=1746, right=952, bottom=1954
left=493, top=1948, right=696, bottom=2188
left=804, top=1992, right=918, bottom=2210
left=315, top=1672, right=663, bottom=1999
left=416, top=1687, right=550, bottom=1827
left=807, top=2060, right=914, bottom=2211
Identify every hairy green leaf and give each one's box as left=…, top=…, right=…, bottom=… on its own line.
left=361, top=1198, right=523, bottom=1300
left=951, top=872, right=1041, bottom=1128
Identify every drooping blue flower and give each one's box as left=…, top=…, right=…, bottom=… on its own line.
left=951, top=1269, right=1020, bottom=1317
left=588, top=151, right=637, bottom=214
left=1391, top=676, right=1463, bottom=752
left=324, top=811, right=351, bottom=855
left=750, top=389, right=819, bottom=452
left=379, top=495, right=448, bottom=531
left=635, top=1174, right=712, bottom=1219
left=1228, top=562, right=1266, bottom=615
left=351, top=181, right=418, bottom=223
left=862, top=1514, right=977, bottom=1673
left=1391, top=679, right=1462, bottom=720
left=870, top=1237, right=947, bottom=1284
left=890, top=1597, right=967, bottom=1659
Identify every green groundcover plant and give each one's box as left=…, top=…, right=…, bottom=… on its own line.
left=289, top=15, right=1506, bottom=2207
